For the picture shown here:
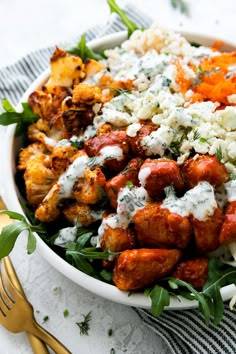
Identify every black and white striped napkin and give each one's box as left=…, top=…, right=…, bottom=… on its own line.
left=1, top=4, right=236, bottom=354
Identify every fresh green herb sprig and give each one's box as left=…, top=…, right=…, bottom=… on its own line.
left=107, top=0, right=143, bottom=37
left=0, top=99, right=40, bottom=136
left=215, top=145, right=224, bottom=163
left=169, top=133, right=186, bottom=156
left=67, top=34, right=103, bottom=61
left=145, top=258, right=236, bottom=325
left=65, top=231, right=119, bottom=276
left=170, top=0, right=189, bottom=15
left=76, top=311, right=92, bottom=336
left=0, top=211, right=47, bottom=258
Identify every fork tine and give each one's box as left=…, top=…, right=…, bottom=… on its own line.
left=1, top=262, right=21, bottom=304
left=0, top=266, right=14, bottom=316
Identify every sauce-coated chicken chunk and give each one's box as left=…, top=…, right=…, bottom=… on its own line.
left=101, top=225, right=136, bottom=253
left=172, top=257, right=209, bottom=290
left=84, top=131, right=130, bottom=172
left=220, top=201, right=236, bottom=244
left=127, top=123, right=156, bottom=158
left=139, top=158, right=184, bottom=199
left=105, top=158, right=142, bottom=209
left=113, top=248, right=182, bottom=290
left=191, top=207, right=224, bottom=253
left=133, top=203, right=192, bottom=249
left=182, top=155, right=228, bottom=189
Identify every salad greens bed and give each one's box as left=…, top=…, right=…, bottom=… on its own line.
left=0, top=0, right=236, bottom=324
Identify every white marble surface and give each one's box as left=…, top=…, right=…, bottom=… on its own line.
left=0, top=0, right=236, bottom=353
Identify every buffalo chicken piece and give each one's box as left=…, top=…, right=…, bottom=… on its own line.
left=133, top=203, right=192, bottom=249
left=84, top=131, right=130, bottom=172
left=191, top=207, right=224, bottom=253
left=113, top=248, right=182, bottom=290
left=127, top=122, right=157, bottom=158
left=101, top=225, right=136, bottom=253
left=139, top=158, right=184, bottom=199
left=220, top=201, right=236, bottom=244
left=182, top=155, right=228, bottom=189
left=172, top=257, right=209, bottom=290
left=105, top=158, right=142, bottom=209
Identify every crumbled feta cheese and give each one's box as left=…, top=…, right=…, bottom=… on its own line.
left=126, top=123, right=142, bottom=137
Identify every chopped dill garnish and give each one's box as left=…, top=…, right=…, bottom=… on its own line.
left=193, top=129, right=201, bottom=141
left=43, top=315, right=49, bottom=322
left=170, top=0, right=189, bottom=15
left=76, top=311, right=92, bottom=336
left=215, top=145, right=223, bottom=163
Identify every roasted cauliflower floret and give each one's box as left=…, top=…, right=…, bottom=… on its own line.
left=27, top=119, right=63, bottom=150
left=46, top=48, right=86, bottom=88
left=63, top=202, right=103, bottom=226
left=28, top=86, right=71, bottom=126
left=72, top=167, right=106, bottom=205
left=72, top=83, right=102, bottom=105
left=24, top=154, right=57, bottom=207
left=35, top=182, right=61, bottom=222
left=17, top=142, right=48, bottom=171
left=84, top=59, right=104, bottom=81
left=50, top=144, right=78, bottom=175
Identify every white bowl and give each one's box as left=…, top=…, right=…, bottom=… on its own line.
left=1, top=30, right=236, bottom=310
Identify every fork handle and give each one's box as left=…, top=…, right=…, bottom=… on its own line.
left=29, top=320, right=72, bottom=354
left=27, top=334, right=50, bottom=354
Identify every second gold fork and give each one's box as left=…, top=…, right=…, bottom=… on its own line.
left=0, top=259, right=71, bottom=354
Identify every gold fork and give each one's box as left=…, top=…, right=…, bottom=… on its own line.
left=0, top=257, right=72, bottom=354
left=3, top=256, right=50, bottom=354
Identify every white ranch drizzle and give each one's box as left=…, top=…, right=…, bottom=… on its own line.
left=58, top=146, right=124, bottom=199
left=54, top=226, right=77, bottom=247
left=138, top=167, right=151, bottom=187
left=162, top=181, right=217, bottom=221
left=97, top=186, right=149, bottom=243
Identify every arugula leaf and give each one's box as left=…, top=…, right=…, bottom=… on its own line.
left=67, top=34, right=103, bottom=61
left=0, top=99, right=40, bottom=136
left=107, top=0, right=142, bottom=37
left=203, top=258, right=236, bottom=324
left=0, top=211, right=46, bottom=258
left=167, top=278, right=211, bottom=324
left=146, top=285, right=170, bottom=317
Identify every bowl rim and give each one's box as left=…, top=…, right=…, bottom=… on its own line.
left=1, top=29, right=236, bottom=310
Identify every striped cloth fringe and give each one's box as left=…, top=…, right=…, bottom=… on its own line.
left=1, top=4, right=236, bottom=354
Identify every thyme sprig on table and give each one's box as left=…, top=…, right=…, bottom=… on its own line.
left=76, top=311, right=92, bottom=336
